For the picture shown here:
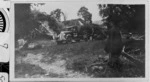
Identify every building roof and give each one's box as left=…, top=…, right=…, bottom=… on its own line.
left=63, top=18, right=84, bottom=27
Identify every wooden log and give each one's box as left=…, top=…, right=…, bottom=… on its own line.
left=121, top=46, right=144, bottom=69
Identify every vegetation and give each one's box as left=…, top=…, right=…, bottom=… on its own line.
left=15, top=40, right=144, bottom=78
left=77, top=6, right=92, bottom=24
left=15, top=4, right=145, bottom=78
left=99, top=5, right=145, bottom=33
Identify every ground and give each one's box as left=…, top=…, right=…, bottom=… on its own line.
left=15, top=39, right=145, bottom=78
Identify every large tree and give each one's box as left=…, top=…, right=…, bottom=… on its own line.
left=50, top=9, right=66, bottom=22
left=77, top=6, right=92, bottom=24
left=15, top=4, right=40, bottom=40
left=99, top=5, right=145, bottom=34
left=15, top=4, right=63, bottom=40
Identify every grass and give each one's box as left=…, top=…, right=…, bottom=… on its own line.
left=15, top=63, right=46, bottom=78
left=15, top=39, right=145, bottom=78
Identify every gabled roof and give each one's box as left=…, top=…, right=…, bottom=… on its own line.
left=63, top=18, right=85, bottom=27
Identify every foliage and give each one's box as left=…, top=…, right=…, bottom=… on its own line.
left=15, top=4, right=41, bottom=40
left=50, top=9, right=66, bottom=21
left=77, top=6, right=92, bottom=24
left=99, top=5, right=145, bottom=33
left=15, top=4, right=64, bottom=40
left=31, top=12, right=62, bottom=35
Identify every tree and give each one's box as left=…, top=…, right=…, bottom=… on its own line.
left=15, top=4, right=40, bottom=40
left=34, top=12, right=62, bottom=35
left=15, top=4, right=63, bottom=41
left=100, top=5, right=145, bottom=71
left=99, top=5, right=145, bottom=33
left=77, top=6, right=92, bottom=24
left=50, top=9, right=66, bottom=22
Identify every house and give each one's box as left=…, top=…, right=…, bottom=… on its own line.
left=63, top=18, right=85, bottom=27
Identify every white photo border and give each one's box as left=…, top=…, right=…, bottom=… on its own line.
left=10, top=0, right=149, bottom=82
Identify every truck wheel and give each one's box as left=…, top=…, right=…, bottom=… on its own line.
left=57, top=40, right=62, bottom=45
left=66, top=36, right=72, bottom=43
left=75, top=38, right=80, bottom=42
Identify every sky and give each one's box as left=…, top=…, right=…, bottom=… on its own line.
left=31, top=1, right=103, bottom=22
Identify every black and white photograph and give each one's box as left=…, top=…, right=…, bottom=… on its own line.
left=12, top=1, right=146, bottom=79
